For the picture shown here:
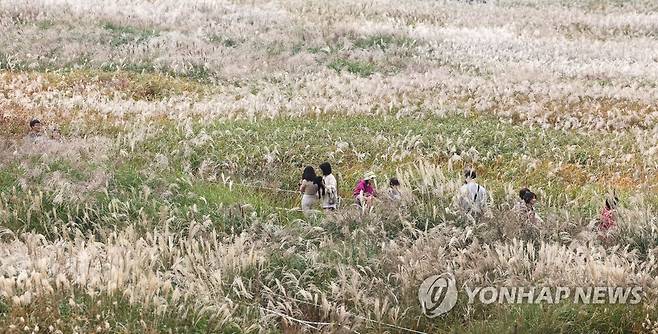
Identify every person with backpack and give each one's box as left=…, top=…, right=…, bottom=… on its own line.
left=319, top=162, right=338, bottom=210
left=458, top=169, right=488, bottom=217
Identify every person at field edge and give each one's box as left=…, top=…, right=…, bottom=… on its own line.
left=387, top=177, right=402, bottom=202
left=27, top=119, right=43, bottom=141
left=458, top=170, right=489, bottom=216
left=319, top=162, right=338, bottom=210
left=599, top=195, right=619, bottom=232
left=299, top=166, right=322, bottom=215
left=353, top=171, right=377, bottom=209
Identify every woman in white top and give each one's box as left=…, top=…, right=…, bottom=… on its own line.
left=299, top=166, right=320, bottom=215
left=319, top=162, right=338, bottom=210
left=458, top=170, right=489, bottom=216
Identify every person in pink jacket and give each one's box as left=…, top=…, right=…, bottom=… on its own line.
left=353, top=171, right=377, bottom=209
left=599, top=196, right=619, bottom=231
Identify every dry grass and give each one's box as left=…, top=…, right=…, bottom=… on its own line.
left=2, top=0, right=658, bottom=332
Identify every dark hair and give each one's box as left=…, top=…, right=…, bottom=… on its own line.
left=605, top=197, right=619, bottom=210
left=523, top=191, right=537, bottom=204
left=29, top=119, right=41, bottom=128
left=389, top=178, right=400, bottom=187
left=319, top=162, right=332, bottom=176
left=465, top=169, right=476, bottom=179
left=519, top=187, right=529, bottom=200
left=316, top=176, right=325, bottom=197
left=302, top=166, right=317, bottom=181
left=302, top=166, right=324, bottom=197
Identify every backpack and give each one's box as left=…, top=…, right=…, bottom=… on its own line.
left=327, top=186, right=338, bottom=205
left=460, top=183, right=484, bottom=214
left=324, top=177, right=338, bottom=205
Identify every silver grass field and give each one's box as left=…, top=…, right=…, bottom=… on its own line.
left=1, top=0, right=658, bottom=333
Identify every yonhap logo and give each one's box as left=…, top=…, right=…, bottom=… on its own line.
left=419, top=273, right=644, bottom=318
left=418, top=273, right=458, bottom=317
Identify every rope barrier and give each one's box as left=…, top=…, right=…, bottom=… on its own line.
left=232, top=289, right=427, bottom=334
left=234, top=299, right=358, bottom=333
left=223, top=159, right=424, bottom=199
left=232, top=181, right=300, bottom=195
left=224, top=179, right=385, bottom=215
left=225, top=180, right=338, bottom=213
left=264, top=291, right=428, bottom=334
left=259, top=306, right=331, bottom=330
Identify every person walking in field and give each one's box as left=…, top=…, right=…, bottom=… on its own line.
left=597, top=194, right=619, bottom=244
left=518, top=190, right=543, bottom=225
left=458, top=170, right=489, bottom=217
left=598, top=195, right=619, bottom=232
left=299, top=166, right=321, bottom=216
left=513, top=188, right=543, bottom=240
left=353, top=171, right=377, bottom=210
left=319, top=162, right=338, bottom=210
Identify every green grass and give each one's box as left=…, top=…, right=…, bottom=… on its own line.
left=2, top=108, right=657, bottom=332
left=48, top=160, right=88, bottom=182
left=151, top=114, right=633, bottom=199
left=35, top=20, right=55, bottom=30
left=0, top=165, right=21, bottom=192
left=0, top=291, right=237, bottom=333
left=98, top=61, right=214, bottom=83
left=445, top=302, right=650, bottom=334
left=0, top=53, right=215, bottom=83
left=208, top=34, right=239, bottom=47
left=100, top=112, right=654, bottom=232
left=352, top=34, right=416, bottom=50
left=2, top=4, right=657, bottom=332
left=40, top=69, right=212, bottom=100
left=0, top=297, right=8, bottom=316
left=328, top=58, right=376, bottom=76
left=3, top=112, right=655, bottom=239
left=100, top=21, right=160, bottom=47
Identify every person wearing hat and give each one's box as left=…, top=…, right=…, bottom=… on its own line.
left=353, top=171, right=377, bottom=209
